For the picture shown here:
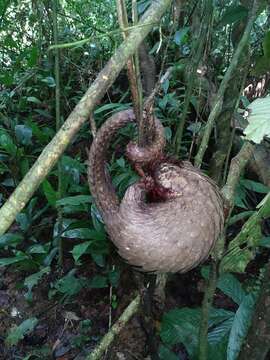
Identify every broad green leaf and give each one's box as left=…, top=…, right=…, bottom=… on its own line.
left=0, top=130, right=17, bottom=156
left=228, top=211, right=254, bottom=226
left=0, top=252, right=29, bottom=267
left=27, top=244, right=47, bottom=254
left=89, top=275, right=108, bottom=288
left=6, top=318, right=38, bottom=346
left=208, top=335, right=230, bottom=360
left=160, top=308, right=201, bottom=356
left=42, top=180, right=57, bottom=207
left=208, top=317, right=234, bottom=345
left=162, top=78, right=170, bottom=94
left=62, top=227, right=105, bottom=240
left=174, top=27, right=189, bottom=45
left=259, top=236, right=270, bottom=248
left=26, top=96, right=41, bottom=104
left=54, top=271, right=84, bottom=296
left=227, top=294, right=256, bottom=360
left=41, top=76, right=55, bottom=87
left=241, top=179, right=270, bottom=194
left=15, top=125, right=32, bottom=146
left=71, top=241, right=91, bottom=262
left=244, top=97, right=270, bottom=143
left=220, top=247, right=254, bottom=273
left=217, top=273, right=246, bottom=305
left=209, top=308, right=235, bottom=327
left=91, top=253, right=106, bottom=267
left=56, top=195, right=92, bottom=206
left=0, top=233, right=23, bottom=248
left=16, top=212, right=31, bottom=231
left=219, top=5, right=248, bottom=26
left=24, top=267, right=50, bottom=298
left=94, top=103, right=128, bottom=115
left=164, top=127, right=172, bottom=140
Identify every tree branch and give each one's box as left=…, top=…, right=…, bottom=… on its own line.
left=0, top=0, right=172, bottom=235
left=86, top=295, right=140, bottom=360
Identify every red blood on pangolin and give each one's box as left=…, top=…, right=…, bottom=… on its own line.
left=88, top=109, right=224, bottom=273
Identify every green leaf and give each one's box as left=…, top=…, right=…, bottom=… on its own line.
left=16, top=213, right=31, bottom=231
left=94, top=103, right=128, bottom=115
left=15, top=125, right=32, bottom=146
left=244, top=97, right=270, bottom=144
left=62, top=227, right=105, bottom=240
left=174, top=27, right=189, bottom=45
left=24, top=267, right=50, bottom=298
left=27, top=244, right=47, bottom=254
left=217, top=273, right=246, bottom=305
left=0, top=252, right=29, bottom=267
left=209, top=308, right=235, bottom=327
left=0, top=233, right=23, bottom=248
left=108, top=269, right=120, bottom=287
left=259, top=236, right=270, bottom=248
left=208, top=317, right=234, bottom=345
left=162, top=78, right=170, bottom=93
left=160, top=308, right=201, bottom=356
left=208, top=334, right=230, bottom=360
left=164, top=127, right=172, bottom=140
left=253, top=55, right=270, bottom=76
left=91, top=253, right=106, bottom=267
left=263, top=30, right=270, bottom=58
left=54, top=271, right=84, bottom=296
left=0, top=130, right=17, bottom=156
left=56, top=195, right=92, bottom=206
left=41, top=76, right=55, bottom=87
left=71, top=241, right=91, bottom=262
left=116, top=157, right=125, bottom=168
left=6, top=317, right=38, bottom=346
left=241, top=179, right=270, bottom=194
left=42, top=180, right=57, bottom=207
left=219, top=5, right=248, bottom=26
left=26, top=96, right=41, bottom=104
left=227, top=294, right=256, bottom=360
left=158, top=344, right=179, bottom=360
left=89, top=275, right=108, bottom=288
left=228, top=211, right=254, bottom=226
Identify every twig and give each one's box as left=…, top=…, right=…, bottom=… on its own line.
left=89, top=112, right=97, bottom=137
left=116, top=0, right=143, bottom=140
left=86, top=295, right=140, bottom=360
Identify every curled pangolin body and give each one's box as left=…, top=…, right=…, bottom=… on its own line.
left=88, top=109, right=224, bottom=273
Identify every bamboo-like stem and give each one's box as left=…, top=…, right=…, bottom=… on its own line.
left=116, top=0, right=144, bottom=144
left=198, top=261, right=218, bottom=360
left=173, top=0, right=212, bottom=156
left=194, top=0, right=259, bottom=168
left=86, top=295, right=140, bottom=360
left=0, top=0, right=172, bottom=235
left=52, top=0, right=64, bottom=266
left=198, top=142, right=255, bottom=360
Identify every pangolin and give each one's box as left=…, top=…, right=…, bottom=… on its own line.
left=88, top=109, right=224, bottom=273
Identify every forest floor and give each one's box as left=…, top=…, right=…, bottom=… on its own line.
left=0, top=256, right=242, bottom=360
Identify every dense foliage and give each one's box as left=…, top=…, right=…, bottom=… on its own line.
left=0, top=1, right=270, bottom=359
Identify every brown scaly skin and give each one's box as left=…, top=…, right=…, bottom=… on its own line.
left=88, top=109, right=224, bottom=273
